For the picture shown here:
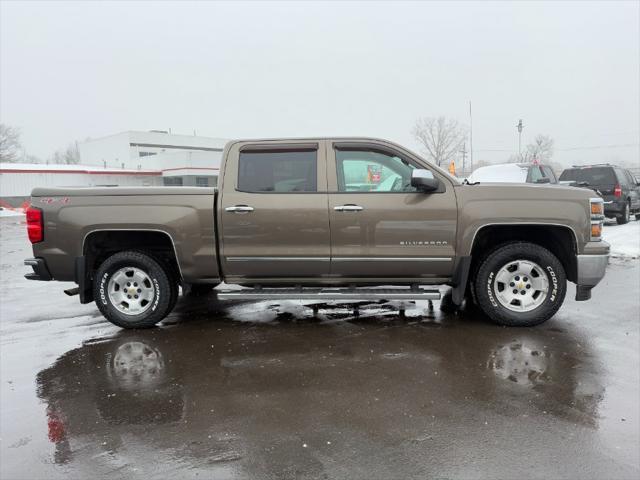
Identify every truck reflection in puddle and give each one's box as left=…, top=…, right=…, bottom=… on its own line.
left=36, top=303, right=604, bottom=475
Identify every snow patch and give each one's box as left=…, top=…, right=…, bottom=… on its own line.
left=0, top=209, right=25, bottom=218
left=602, top=221, right=640, bottom=259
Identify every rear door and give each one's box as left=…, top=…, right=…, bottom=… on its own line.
left=326, top=140, right=457, bottom=279
left=219, top=141, right=331, bottom=280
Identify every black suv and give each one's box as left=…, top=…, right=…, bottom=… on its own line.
left=559, top=164, right=640, bottom=224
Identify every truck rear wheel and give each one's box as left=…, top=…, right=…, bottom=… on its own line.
left=94, top=251, right=178, bottom=329
left=474, top=242, right=566, bottom=327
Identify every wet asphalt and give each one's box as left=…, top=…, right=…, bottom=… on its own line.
left=1, top=217, right=639, bottom=480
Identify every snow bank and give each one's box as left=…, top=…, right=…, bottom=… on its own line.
left=602, top=221, right=640, bottom=259
left=0, top=209, right=25, bottom=218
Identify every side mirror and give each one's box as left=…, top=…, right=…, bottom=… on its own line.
left=411, top=169, right=440, bottom=192
left=535, top=177, right=551, bottom=184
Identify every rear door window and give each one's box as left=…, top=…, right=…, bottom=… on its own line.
left=615, top=168, right=629, bottom=187
left=238, top=149, right=317, bottom=192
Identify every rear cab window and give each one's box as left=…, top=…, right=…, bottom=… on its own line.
left=238, top=149, right=317, bottom=192
left=559, top=167, right=616, bottom=185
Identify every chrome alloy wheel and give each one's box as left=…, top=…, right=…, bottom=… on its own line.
left=493, top=259, right=549, bottom=312
left=107, top=267, right=155, bottom=315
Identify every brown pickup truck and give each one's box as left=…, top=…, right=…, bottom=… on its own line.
left=24, top=137, right=609, bottom=329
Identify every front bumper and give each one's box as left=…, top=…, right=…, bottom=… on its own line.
left=577, top=254, right=609, bottom=286
left=575, top=253, right=609, bottom=301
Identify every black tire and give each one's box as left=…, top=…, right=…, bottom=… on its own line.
left=635, top=213, right=640, bottom=221
left=474, top=242, right=566, bottom=327
left=159, top=259, right=180, bottom=313
left=616, top=201, right=630, bottom=225
left=439, top=289, right=458, bottom=314
left=94, top=250, right=178, bottom=329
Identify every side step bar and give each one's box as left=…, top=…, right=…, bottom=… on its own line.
left=217, top=287, right=441, bottom=301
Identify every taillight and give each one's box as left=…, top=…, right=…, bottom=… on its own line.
left=614, top=184, right=622, bottom=197
left=26, top=206, right=43, bottom=243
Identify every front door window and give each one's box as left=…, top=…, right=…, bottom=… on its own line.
left=336, top=149, right=417, bottom=193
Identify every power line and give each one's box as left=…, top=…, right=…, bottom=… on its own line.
left=556, top=143, right=639, bottom=151
left=475, top=143, right=639, bottom=153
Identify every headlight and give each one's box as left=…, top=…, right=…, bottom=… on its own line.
left=590, top=197, right=604, bottom=241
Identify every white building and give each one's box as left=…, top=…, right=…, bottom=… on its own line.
left=79, top=130, right=227, bottom=186
left=0, top=163, right=163, bottom=208
left=0, top=131, right=228, bottom=208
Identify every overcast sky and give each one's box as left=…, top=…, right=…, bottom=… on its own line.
left=1, top=0, right=638, bottom=166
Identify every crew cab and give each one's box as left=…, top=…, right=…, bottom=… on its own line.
left=24, top=137, right=610, bottom=328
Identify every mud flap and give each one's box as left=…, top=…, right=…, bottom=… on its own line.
left=575, top=285, right=592, bottom=301
left=74, top=257, right=94, bottom=304
left=451, top=256, right=472, bottom=306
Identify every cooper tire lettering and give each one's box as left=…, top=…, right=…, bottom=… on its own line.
left=547, top=266, right=558, bottom=302
left=152, top=278, right=161, bottom=311
left=92, top=251, right=177, bottom=329
left=473, top=242, right=567, bottom=327
left=487, top=271, right=498, bottom=307
left=100, top=272, right=109, bottom=305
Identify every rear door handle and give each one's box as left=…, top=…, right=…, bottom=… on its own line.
left=334, top=205, right=364, bottom=212
left=225, top=205, right=254, bottom=213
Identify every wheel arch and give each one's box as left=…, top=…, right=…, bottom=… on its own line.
left=469, top=224, right=578, bottom=284
left=83, top=229, right=182, bottom=282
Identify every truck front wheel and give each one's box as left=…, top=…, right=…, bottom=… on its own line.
left=94, top=251, right=178, bottom=329
left=474, top=242, right=566, bottom=327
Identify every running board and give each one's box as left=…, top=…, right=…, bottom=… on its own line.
left=217, top=287, right=441, bottom=301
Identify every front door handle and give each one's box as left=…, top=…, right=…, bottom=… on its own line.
left=334, top=205, right=364, bottom=212
left=225, top=205, right=254, bottom=213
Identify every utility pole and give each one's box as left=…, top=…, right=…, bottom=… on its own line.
left=517, top=119, right=524, bottom=159
left=469, top=101, right=473, bottom=172
left=460, top=143, right=467, bottom=176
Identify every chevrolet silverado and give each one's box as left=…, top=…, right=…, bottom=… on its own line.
left=24, top=137, right=610, bottom=328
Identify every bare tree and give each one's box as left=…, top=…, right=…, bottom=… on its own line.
left=525, top=134, right=554, bottom=163
left=412, top=116, right=468, bottom=167
left=50, top=142, right=80, bottom=164
left=509, top=134, right=554, bottom=163
left=0, top=124, right=22, bottom=162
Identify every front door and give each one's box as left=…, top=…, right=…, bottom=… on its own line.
left=219, top=141, right=331, bottom=281
left=327, top=141, right=457, bottom=279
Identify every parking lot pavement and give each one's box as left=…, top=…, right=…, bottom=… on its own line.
left=1, top=217, right=639, bottom=480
